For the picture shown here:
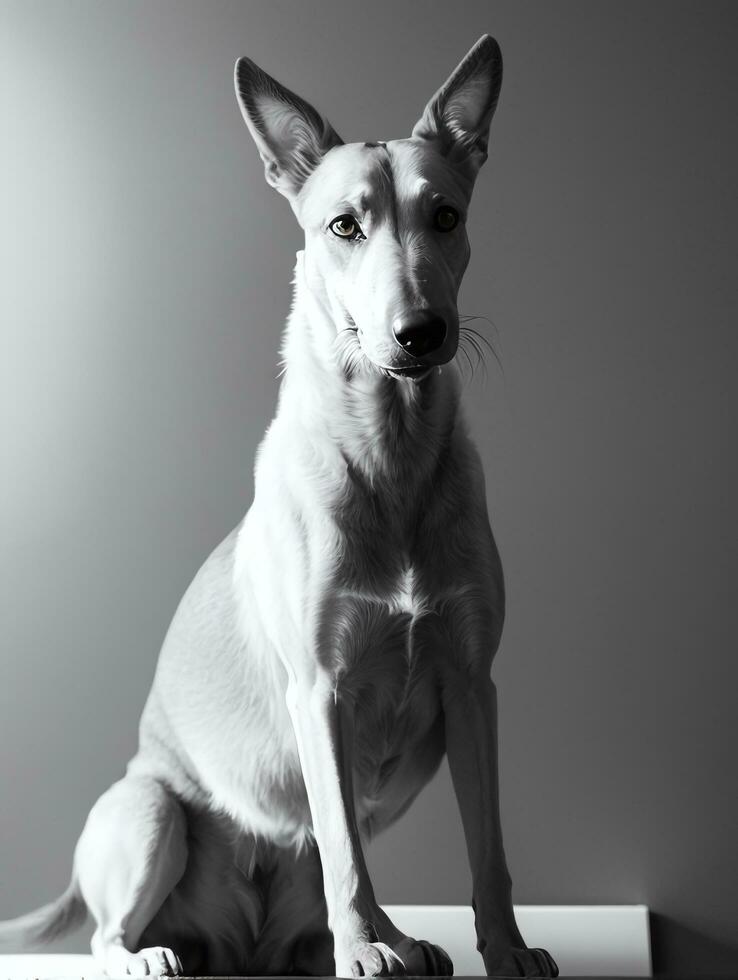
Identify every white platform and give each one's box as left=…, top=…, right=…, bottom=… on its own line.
left=383, top=904, right=652, bottom=976
left=0, top=904, right=652, bottom=977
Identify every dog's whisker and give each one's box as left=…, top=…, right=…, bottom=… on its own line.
left=455, top=336, right=476, bottom=383
left=464, top=332, right=489, bottom=382
left=459, top=315, right=504, bottom=377
left=332, top=326, right=374, bottom=381
left=459, top=312, right=501, bottom=347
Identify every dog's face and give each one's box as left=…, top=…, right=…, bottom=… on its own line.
left=295, top=139, right=473, bottom=379
left=235, top=36, right=502, bottom=381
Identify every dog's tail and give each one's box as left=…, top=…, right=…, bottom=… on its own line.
left=0, top=879, right=87, bottom=948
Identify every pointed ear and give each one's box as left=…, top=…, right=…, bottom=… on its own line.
left=411, top=35, right=503, bottom=179
left=234, top=57, right=343, bottom=200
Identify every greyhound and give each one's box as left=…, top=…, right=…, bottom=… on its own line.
left=0, top=35, right=558, bottom=979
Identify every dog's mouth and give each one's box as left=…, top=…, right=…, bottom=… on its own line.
left=342, top=316, right=444, bottom=383
left=382, top=364, right=435, bottom=382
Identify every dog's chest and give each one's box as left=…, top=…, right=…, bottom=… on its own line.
left=330, top=574, right=449, bottom=826
left=331, top=564, right=447, bottom=744
left=324, top=478, right=454, bottom=738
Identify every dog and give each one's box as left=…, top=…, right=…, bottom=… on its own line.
left=0, top=35, right=558, bottom=979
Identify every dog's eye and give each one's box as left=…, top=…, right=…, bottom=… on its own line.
left=329, top=214, right=363, bottom=240
left=433, top=206, right=459, bottom=232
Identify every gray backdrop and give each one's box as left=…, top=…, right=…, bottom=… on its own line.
left=1, top=1, right=736, bottom=975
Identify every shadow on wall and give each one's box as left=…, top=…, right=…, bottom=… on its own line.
left=650, top=914, right=738, bottom=977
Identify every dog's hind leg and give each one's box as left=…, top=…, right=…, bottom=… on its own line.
left=249, top=842, right=333, bottom=976
left=74, top=773, right=188, bottom=977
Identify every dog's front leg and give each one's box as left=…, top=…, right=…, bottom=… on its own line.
left=285, top=669, right=406, bottom=978
left=443, top=668, right=559, bottom=978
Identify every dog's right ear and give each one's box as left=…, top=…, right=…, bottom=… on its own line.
left=235, top=57, right=343, bottom=200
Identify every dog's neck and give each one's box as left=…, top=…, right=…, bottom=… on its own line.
left=277, top=251, right=463, bottom=491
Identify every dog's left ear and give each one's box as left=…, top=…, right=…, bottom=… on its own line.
left=412, top=35, right=503, bottom=179
left=234, top=57, right=344, bottom=200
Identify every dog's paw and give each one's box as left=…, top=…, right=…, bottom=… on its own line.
left=394, top=936, right=453, bottom=975
left=104, top=944, right=183, bottom=976
left=485, top=945, right=558, bottom=978
left=340, top=940, right=407, bottom=976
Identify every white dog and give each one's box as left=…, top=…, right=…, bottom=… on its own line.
left=0, top=35, right=557, bottom=979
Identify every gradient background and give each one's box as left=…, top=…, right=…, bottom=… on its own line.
left=1, top=1, right=737, bottom=975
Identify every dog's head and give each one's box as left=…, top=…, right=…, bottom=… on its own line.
left=235, top=36, right=502, bottom=382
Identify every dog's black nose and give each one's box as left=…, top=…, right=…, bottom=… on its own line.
left=392, top=314, right=447, bottom=357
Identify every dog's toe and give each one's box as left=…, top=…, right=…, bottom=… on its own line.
left=350, top=940, right=406, bottom=976
left=488, top=945, right=558, bottom=978
left=418, top=938, right=454, bottom=975
left=394, top=937, right=453, bottom=976
left=111, top=945, right=182, bottom=977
